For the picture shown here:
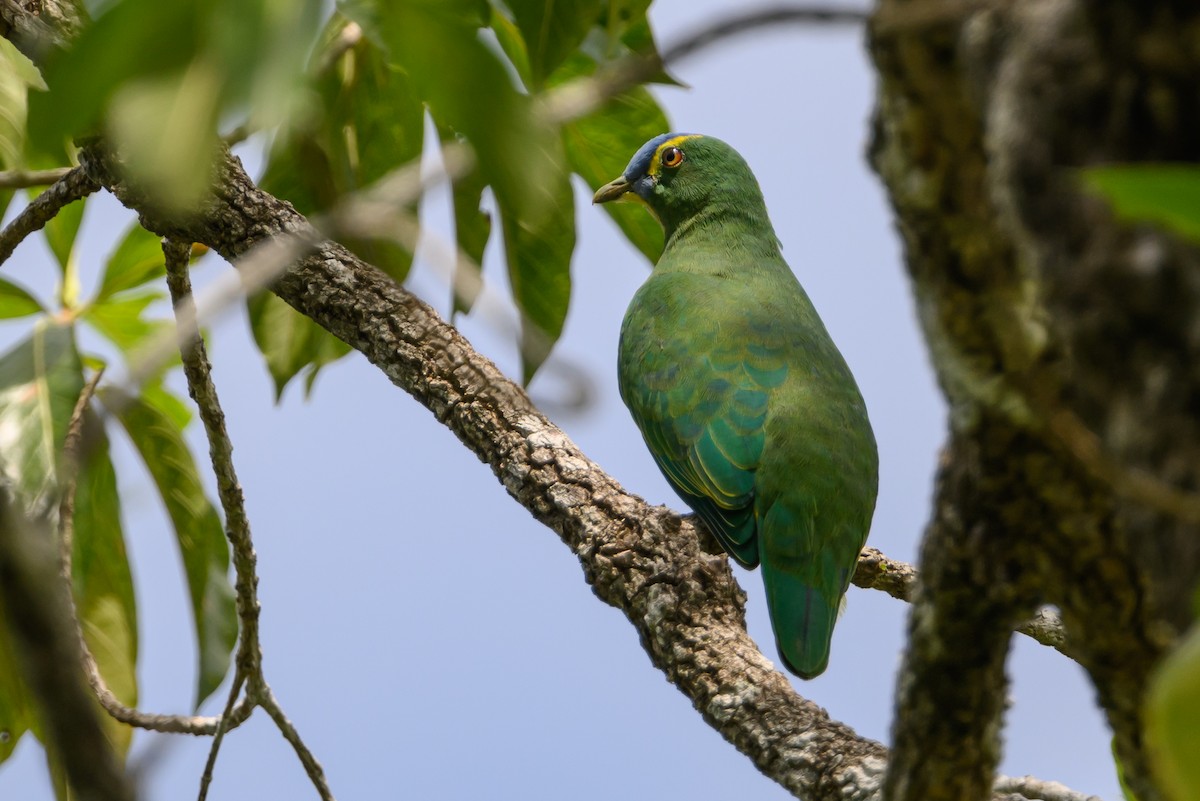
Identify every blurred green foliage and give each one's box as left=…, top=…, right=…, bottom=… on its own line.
left=1085, top=165, right=1200, bottom=243
left=1145, top=594, right=1200, bottom=801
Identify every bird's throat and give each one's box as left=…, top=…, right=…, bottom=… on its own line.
left=661, top=202, right=782, bottom=266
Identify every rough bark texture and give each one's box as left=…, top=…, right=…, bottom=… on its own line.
left=869, top=1, right=1200, bottom=799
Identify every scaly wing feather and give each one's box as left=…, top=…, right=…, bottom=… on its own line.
left=619, top=280, right=791, bottom=569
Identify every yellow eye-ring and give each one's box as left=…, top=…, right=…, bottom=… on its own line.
left=661, top=147, right=684, bottom=168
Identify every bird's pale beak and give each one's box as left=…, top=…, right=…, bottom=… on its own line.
left=593, top=176, right=632, bottom=204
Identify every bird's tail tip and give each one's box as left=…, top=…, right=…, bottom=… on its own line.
left=765, top=580, right=838, bottom=680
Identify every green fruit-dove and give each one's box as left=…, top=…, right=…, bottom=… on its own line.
left=594, top=133, right=878, bottom=679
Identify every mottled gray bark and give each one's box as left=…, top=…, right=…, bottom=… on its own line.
left=869, top=1, right=1200, bottom=799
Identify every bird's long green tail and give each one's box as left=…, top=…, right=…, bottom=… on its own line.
left=760, top=561, right=839, bottom=679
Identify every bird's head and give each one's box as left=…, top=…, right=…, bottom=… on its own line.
left=592, top=133, right=767, bottom=233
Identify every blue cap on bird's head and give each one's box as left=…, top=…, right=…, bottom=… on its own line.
left=592, top=132, right=701, bottom=204
left=622, top=132, right=695, bottom=180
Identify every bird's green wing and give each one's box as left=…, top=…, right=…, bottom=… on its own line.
left=619, top=281, right=792, bottom=569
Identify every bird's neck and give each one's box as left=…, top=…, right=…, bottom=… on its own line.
left=660, top=200, right=784, bottom=269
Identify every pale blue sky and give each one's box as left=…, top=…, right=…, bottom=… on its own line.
left=2, top=1, right=1120, bottom=798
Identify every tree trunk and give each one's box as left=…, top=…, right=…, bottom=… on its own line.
left=868, top=2, right=1200, bottom=799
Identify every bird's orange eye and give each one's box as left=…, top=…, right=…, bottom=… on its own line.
left=660, top=147, right=684, bottom=168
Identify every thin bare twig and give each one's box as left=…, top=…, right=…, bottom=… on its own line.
left=852, top=545, right=1070, bottom=654
left=60, top=369, right=255, bottom=736
left=260, top=687, right=336, bottom=801
left=164, top=238, right=331, bottom=800
left=0, top=166, right=98, bottom=265
left=0, top=166, right=74, bottom=189
left=994, top=774, right=1105, bottom=801
left=163, top=237, right=265, bottom=797
left=196, top=669, right=247, bottom=801
left=163, top=238, right=261, bottom=674
left=58, top=368, right=104, bottom=579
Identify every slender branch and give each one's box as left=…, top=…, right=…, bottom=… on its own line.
left=58, top=367, right=259, bottom=736
left=0, top=166, right=74, bottom=189
left=58, top=368, right=104, bottom=580
left=852, top=544, right=1070, bottom=656
left=82, top=697, right=249, bottom=737
left=163, top=238, right=262, bottom=678
left=661, top=5, right=869, bottom=61
left=994, top=775, right=1105, bottom=801
left=0, top=166, right=98, bottom=265
left=259, top=687, right=336, bottom=801
left=164, top=238, right=332, bottom=801
left=196, top=669, right=246, bottom=801
left=541, top=5, right=868, bottom=125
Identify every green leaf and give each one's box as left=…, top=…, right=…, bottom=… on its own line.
left=0, top=277, right=46, bottom=320
left=106, top=64, right=223, bottom=215
left=0, top=37, right=45, bottom=170
left=97, top=222, right=167, bottom=301
left=438, top=126, right=492, bottom=317
left=28, top=0, right=321, bottom=213
left=83, top=291, right=171, bottom=356
left=0, top=606, right=32, bottom=765
left=207, top=0, right=324, bottom=133
left=72, top=416, right=138, bottom=756
left=255, top=17, right=424, bottom=395
left=560, top=69, right=667, bottom=263
left=344, top=0, right=561, bottom=219
left=262, top=21, right=424, bottom=283
left=27, top=0, right=203, bottom=150
left=506, top=0, right=601, bottom=89
left=500, top=155, right=575, bottom=383
left=41, top=189, right=85, bottom=281
left=1113, top=737, right=1140, bottom=801
left=0, top=321, right=85, bottom=515
left=1084, top=165, right=1200, bottom=243
left=246, top=291, right=351, bottom=400
left=488, top=4, right=532, bottom=89
left=1147, top=620, right=1200, bottom=801
left=102, top=384, right=237, bottom=708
